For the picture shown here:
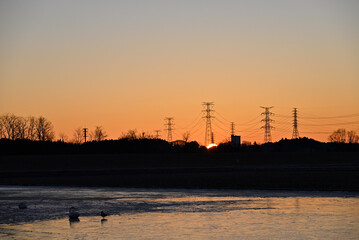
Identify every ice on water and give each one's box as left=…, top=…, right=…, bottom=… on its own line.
left=0, top=186, right=359, bottom=239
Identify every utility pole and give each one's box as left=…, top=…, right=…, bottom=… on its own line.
left=292, top=108, right=299, bottom=139
left=260, top=106, right=274, bottom=143
left=203, top=102, right=215, bottom=146
left=230, top=122, right=235, bottom=136
left=154, top=130, right=161, bottom=139
left=83, top=128, right=88, bottom=143
left=164, top=117, right=174, bottom=142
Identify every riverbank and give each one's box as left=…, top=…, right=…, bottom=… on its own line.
left=1, top=152, right=358, bottom=191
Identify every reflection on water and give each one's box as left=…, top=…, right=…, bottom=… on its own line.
left=69, top=218, right=80, bottom=228
left=0, top=186, right=358, bottom=239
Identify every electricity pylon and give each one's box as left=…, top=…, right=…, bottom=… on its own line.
left=154, top=130, right=161, bottom=139
left=230, top=122, right=235, bottom=136
left=203, top=102, right=215, bottom=146
left=164, top=117, right=174, bottom=142
left=292, top=108, right=299, bottom=139
left=260, top=106, right=274, bottom=143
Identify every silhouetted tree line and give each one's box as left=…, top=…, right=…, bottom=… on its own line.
left=0, top=138, right=206, bottom=155
left=328, top=128, right=359, bottom=143
left=72, top=126, right=108, bottom=143
left=214, top=137, right=359, bottom=153
left=0, top=114, right=54, bottom=141
left=1, top=137, right=358, bottom=156
left=1, top=114, right=359, bottom=155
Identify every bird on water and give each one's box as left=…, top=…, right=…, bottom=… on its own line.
left=18, top=202, right=27, bottom=209
left=69, top=207, right=80, bottom=219
left=101, top=211, right=108, bottom=218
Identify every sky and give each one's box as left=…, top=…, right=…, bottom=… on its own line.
left=1, top=0, right=359, bottom=144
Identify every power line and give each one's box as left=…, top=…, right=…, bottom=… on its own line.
left=214, top=116, right=230, bottom=128
left=216, top=111, right=231, bottom=123
left=301, top=112, right=359, bottom=119
left=158, top=104, right=359, bottom=144
left=238, top=121, right=261, bottom=133
left=176, top=111, right=203, bottom=130
left=301, top=131, right=332, bottom=134
left=301, top=121, right=359, bottom=127
left=212, top=121, right=229, bottom=135
left=190, top=119, right=205, bottom=132
left=275, top=114, right=292, bottom=118
left=190, top=120, right=205, bottom=137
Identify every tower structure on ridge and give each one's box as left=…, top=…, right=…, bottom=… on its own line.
left=164, top=117, right=174, bottom=142
left=260, top=106, right=274, bottom=143
left=230, top=122, right=235, bottom=136
left=202, top=102, right=215, bottom=146
left=154, top=130, right=161, bottom=139
left=82, top=128, right=88, bottom=143
left=292, top=108, right=299, bottom=139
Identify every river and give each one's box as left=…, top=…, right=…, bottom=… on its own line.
left=0, top=186, right=358, bottom=239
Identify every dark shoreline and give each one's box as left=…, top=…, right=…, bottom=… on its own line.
left=1, top=152, right=359, bottom=191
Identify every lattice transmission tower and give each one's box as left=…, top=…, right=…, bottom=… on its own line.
left=154, top=130, right=161, bottom=139
left=230, top=122, right=235, bottom=136
left=164, top=117, right=174, bottom=142
left=260, top=106, right=274, bottom=143
left=292, top=108, right=299, bottom=139
left=202, top=102, right=215, bottom=146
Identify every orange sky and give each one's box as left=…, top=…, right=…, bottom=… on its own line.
left=1, top=1, right=358, bottom=145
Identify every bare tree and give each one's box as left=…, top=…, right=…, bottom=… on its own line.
left=328, top=128, right=346, bottom=143
left=139, top=131, right=146, bottom=139
left=0, top=115, right=6, bottom=139
left=182, top=131, right=190, bottom=142
left=138, top=131, right=154, bottom=139
left=328, top=129, right=359, bottom=143
left=35, top=116, right=55, bottom=141
left=25, top=116, right=37, bottom=140
left=120, top=129, right=138, bottom=140
left=72, top=127, right=83, bottom=144
left=0, top=114, right=9, bottom=139
left=58, top=132, right=68, bottom=142
left=1, top=114, right=18, bottom=139
left=347, top=131, right=359, bottom=143
left=93, top=126, right=107, bottom=141
left=0, top=118, right=3, bottom=139
left=0, top=114, right=55, bottom=141
left=15, top=116, right=27, bottom=140
left=241, top=141, right=252, bottom=146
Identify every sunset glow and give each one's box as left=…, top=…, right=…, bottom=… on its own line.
left=1, top=0, right=358, bottom=145
left=207, top=143, right=218, bottom=149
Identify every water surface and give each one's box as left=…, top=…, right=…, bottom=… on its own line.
left=0, top=186, right=358, bottom=239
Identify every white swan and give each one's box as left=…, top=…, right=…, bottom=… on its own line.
left=69, top=207, right=80, bottom=219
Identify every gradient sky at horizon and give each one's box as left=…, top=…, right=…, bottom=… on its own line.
left=1, top=0, right=359, bottom=144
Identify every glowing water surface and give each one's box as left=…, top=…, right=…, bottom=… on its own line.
left=0, top=186, right=358, bottom=239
